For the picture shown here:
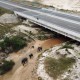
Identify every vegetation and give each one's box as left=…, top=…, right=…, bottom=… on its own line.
left=44, top=57, right=75, bottom=79
left=0, top=60, right=15, bottom=75
left=0, top=7, right=21, bottom=39
left=60, top=43, right=74, bottom=50
left=59, top=9, right=79, bottom=14
left=0, top=7, right=12, bottom=16
left=0, top=36, right=26, bottom=53
left=37, top=30, right=49, bottom=40
left=63, top=78, right=70, bottom=80
left=38, top=77, right=43, bottom=80
left=37, top=35, right=48, bottom=40
left=0, top=24, right=15, bottom=39
left=12, top=0, right=48, bottom=8
left=0, top=22, right=22, bottom=39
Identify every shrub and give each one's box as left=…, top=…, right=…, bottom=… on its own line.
left=10, top=36, right=26, bottom=50
left=37, top=35, right=48, bottom=40
left=60, top=44, right=74, bottom=50
left=0, top=60, right=15, bottom=75
left=0, top=36, right=26, bottom=53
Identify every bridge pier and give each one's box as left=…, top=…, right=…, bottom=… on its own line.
left=14, top=11, right=27, bottom=21
left=14, top=12, right=35, bottom=26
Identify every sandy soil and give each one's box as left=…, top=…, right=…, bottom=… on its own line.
left=25, top=0, right=80, bottom=11
left=0, top=38, right=65, bottom=80
left=0, top=13, right=19, bottom=24
left=14, top=25, right=38, bottom=34
left=37, top=43, right=80, bottom=80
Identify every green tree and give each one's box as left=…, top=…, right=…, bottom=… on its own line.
left=0, top=60, right=15, bottom=75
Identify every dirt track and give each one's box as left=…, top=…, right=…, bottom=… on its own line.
left=0, top=38, right=65, bottom=80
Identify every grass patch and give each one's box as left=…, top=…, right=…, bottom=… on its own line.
left=44, top=57, right=75, bottom=79
left=0, top=24, right=14, bottom=39
left=0, top=7, right=12, bottom=16
left=0, top=22, right=22, bottom=39
left=0, top=7, right=21, bottom=39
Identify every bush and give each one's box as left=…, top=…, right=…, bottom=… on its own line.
left=60, top=44, right=74, bottom=50
left=0, top=36, right=26, bottom=52
left=37, top=35, right=48, bottom=40
left=10, top=36, right=26, bottom=50
left=0, top=60, right=15, bottom=75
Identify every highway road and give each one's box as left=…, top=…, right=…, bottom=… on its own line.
left=0, top=0, right=80, bottom=41
left=1, top=0, right=80, bottom=23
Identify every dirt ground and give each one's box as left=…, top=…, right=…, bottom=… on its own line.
left=0, top=38, right=65, bottom=80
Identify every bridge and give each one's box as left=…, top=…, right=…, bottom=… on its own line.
left=0, top=0, right=80, bottom=41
